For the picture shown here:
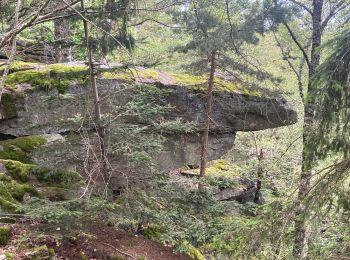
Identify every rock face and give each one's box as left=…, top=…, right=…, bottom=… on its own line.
left=0, top=65, right=298, bottom=173
left=0, top=79, right=297, bottom=136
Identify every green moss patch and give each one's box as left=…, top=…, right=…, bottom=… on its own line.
left=102, top=68, right=263, bottom=96
left=5, top=64, right=88, bottom=94
left=0, top=159, right=82, bottom=211
left=0, top=135, right=47, bottom=163
left=0, top=159, right=82, bottom=187
left=0, top=225, right=10, bottom=246
left=0, top=93, right=18, bottom=119
left=0, top=174, right=38, bottom=211
left=183, top=159, right=238, bottom=177
left=0, top=60, right=37, bottom=75
left=0, top=160, right=35, bottom=182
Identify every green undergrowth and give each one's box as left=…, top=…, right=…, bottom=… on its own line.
left=5, top=64, right=89, bottom=94
left=32, top=167, right=83, bottom=187
left=141, top=224, right=165, bottom=240
left=102, top=68, right=263, bottom=96
left=0, top=225, right=10, bottom=246
left=178, top=241, right=206, bottom=260
left=0, top=93, right=18, bottom=119
left=0, top=135, right=47, bottom=163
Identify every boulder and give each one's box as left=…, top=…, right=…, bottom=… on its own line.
left=0, top=64, right=298, bottom=173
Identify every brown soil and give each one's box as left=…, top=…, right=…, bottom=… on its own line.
left=0, top=220, right=192, bottom=260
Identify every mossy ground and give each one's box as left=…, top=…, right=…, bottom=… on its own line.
left=5, top=63, right=89, bottom=94
left=0, top=135, right=47, bottom=163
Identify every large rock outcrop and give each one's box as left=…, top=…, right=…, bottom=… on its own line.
left=0, top=63, right=298, bottom=173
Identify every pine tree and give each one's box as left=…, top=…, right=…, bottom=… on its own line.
left=269, top=1, right=350, bottom=257
left=172, top=0, right=274, bottom=177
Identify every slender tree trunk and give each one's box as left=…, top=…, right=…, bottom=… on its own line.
left=293, top=0, right=323, bottom=258
left=254, top=148, right=263, bottom=204
left=0, top=0, right=21, bottom=103
left=199, top=51, right=216, bottom=178
left=54, top=0, right=72, bottom=63
left=80, top=0, right=106, bottom=174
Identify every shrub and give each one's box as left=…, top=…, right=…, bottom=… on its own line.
left=0, top=225, right=10, bottom=246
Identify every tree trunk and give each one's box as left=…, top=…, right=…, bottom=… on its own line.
left=80, top=0, right=106, bottom=176
left=54, top=0, right=72, bottom=63
left=199, top=51, right=216, bottom=178
left=0, top=0, right=21, bottom=103
left=293, top=0, right=323, bottom=258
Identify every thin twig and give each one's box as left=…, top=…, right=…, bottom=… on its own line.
left=101, top=242, right=135, bottom=259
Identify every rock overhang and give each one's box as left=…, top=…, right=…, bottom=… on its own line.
left=0, top=62, right=298, bottom=173
left=0, top=62, right=297, bottom=135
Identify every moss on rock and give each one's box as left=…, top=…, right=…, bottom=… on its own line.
left=0, top=136, right=47, bottom=163
left=0, top=159, right=82, bottom=187
left=0, top=159, right=35, bottom=182
left=0, top=60, right=37, bottom=75
left=5, top=64, right=88, bottom=94
left=102, top=68, right=263, bottom=96
left=0, top=173, right=38, bottom=211
left=0, top=158, right=82, bottom=211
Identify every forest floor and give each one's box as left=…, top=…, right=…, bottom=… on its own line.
left=0, top=219, right=192, bottom=260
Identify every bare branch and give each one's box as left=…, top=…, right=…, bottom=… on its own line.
left=283, top=22, right=311, bottom=71
left=0, top=0, right=22, bottom=103
left=321, top=0, right=350, bottom=32
left=289, top=0, right=313, bottom=15
left=61, top=0, right=128, bottom=52
left=129, top=18, right=183, bottom=28
left=272, top=30, right=304, bottom=99
left=0, top=0, right=51, bottom=48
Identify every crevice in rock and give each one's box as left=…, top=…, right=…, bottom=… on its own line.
left=0, top=133, right=17, bottom=141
